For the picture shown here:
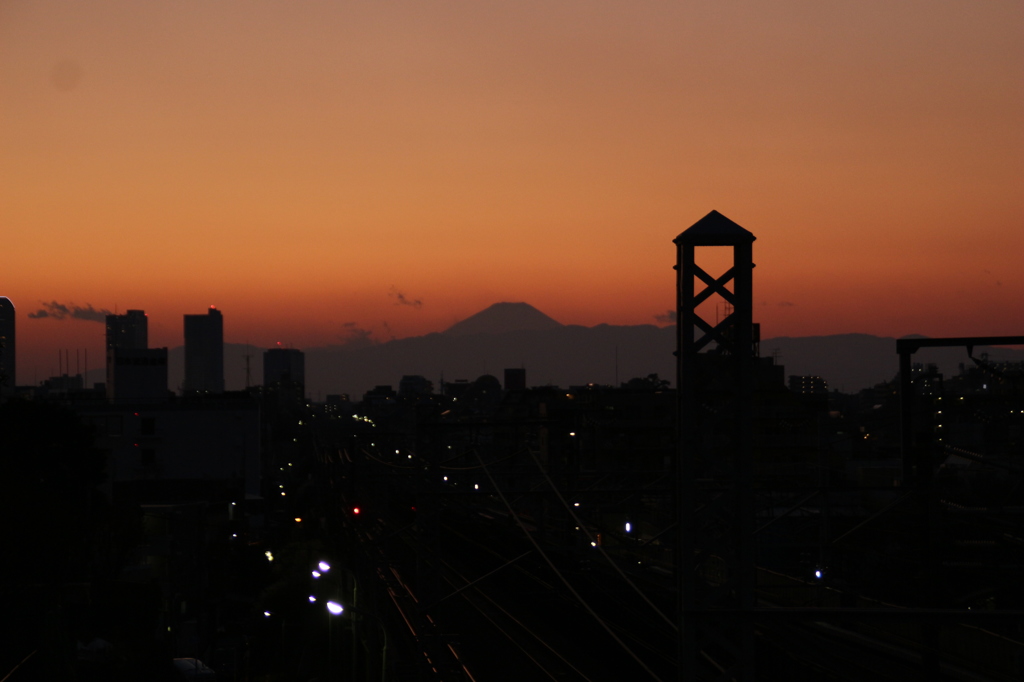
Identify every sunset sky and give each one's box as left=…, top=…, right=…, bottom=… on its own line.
left=2, top=1, right=1021, bottom=384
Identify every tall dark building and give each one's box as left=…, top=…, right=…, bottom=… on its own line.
left=106, top=309, right=148, bottom=395
left=184, top=307, right=224, bottom=393
left=104, top=309, right=168, bottom=402
left=263, top=347, right=305, bottom=397
left=106, top=310, right=148, bottom=350
left=0, top=296, right=14, bottom=398
left=504, top=367, right=526, bottom=391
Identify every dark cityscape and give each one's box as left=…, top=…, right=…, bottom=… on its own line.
left=2, top=211, right=1024, bottom=680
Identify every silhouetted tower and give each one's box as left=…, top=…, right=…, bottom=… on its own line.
left=674, top=210, right=756, bottom=680
left=105, top=310, right=148, bottom=350
left=184, top=307, right=224, bottom=393
left=0, top=296, right=15, bottom=398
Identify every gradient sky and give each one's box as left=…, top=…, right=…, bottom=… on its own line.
left=2, top=1, right=1021, bottom=384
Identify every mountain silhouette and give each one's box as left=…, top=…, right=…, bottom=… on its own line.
left=152, top=306, right=1024, bottom=400
left=444, top=302, right=563, bottom=337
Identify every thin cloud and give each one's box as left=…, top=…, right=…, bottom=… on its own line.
left=389, top=287, right=423, bottom=308
left=27, top=301, right=111, bottom=322
left=777, top=301, right=795, bottom=307
left=654, top=310, right=677, bottom=324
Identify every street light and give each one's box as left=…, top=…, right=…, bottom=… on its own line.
left=325, top=600, right=343, bottom=679
left=325, top=601, right=388, bottom=682
left=319, top=561, right=331, bottom=572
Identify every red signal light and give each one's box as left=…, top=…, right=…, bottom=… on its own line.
left=353, top=507, right=361, bottom=515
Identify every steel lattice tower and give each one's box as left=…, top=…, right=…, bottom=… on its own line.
left=675, top=210, right=757, bottom=680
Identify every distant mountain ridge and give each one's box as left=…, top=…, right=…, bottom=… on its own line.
left=157, top=303, right=1024, bottom=400
left=444, top=302, right=563, bottom=336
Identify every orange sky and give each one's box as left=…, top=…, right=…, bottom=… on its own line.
left=2, top=1, right=1022, bottom=384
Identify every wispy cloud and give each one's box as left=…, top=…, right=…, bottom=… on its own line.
left=654, top=310, right=677, bottom=324
left=389, top=287, right=423, bottom=308
left=777, top=301, right=795, bottom=307
left=27, top=301, right=111, bottom=322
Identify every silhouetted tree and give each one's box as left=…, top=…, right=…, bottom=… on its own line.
left=465, top=374, right=502, bottom=411
left=622, top=373, right=670, bottom=390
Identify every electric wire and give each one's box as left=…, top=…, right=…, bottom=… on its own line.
left=476, top=451, right=666, bottom=682
left=403, top=510, right=599, bottom=681
left=526, top=449, right=677, bottom=631
left=437, top=556, right=595, bottom=682
left=0, top=651, right=36, bottom=682
left=436, top=519, right=672, bottom=667
left=438, top=448, right=524, bottom=470
left=439, top=571, right=568, bottom=681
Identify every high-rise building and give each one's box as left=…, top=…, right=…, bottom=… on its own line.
left=184, top=307, right=224, bottom=393
left=106, top=310, right=148, bottom=350
left=263, top=347, right=305, bottom=397
left=0, top=296, right=14, bottom=398
left=106, top=310, right=149, bottom=397
left=104, top=309, right=168, bottom=402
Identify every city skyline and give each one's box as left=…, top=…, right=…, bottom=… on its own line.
left=2, top=1, right=1022, bottom=383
